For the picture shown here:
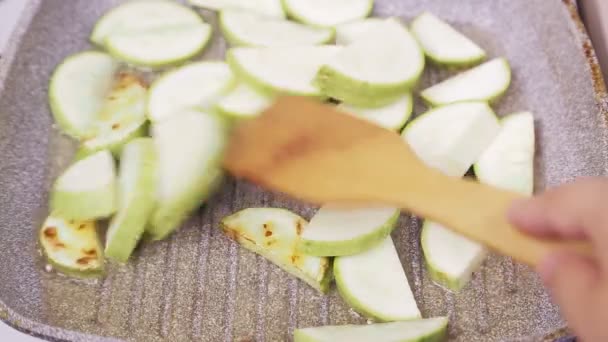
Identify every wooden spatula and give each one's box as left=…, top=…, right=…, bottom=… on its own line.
left=223, top=96, right=592, bottom=266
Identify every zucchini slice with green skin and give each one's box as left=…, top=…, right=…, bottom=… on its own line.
left=338, top=93, right=413, bottom=131
left=188, top=0, right=285, bottom=18
left=105, top=23, right=212, bottom=68
left=421, top=112, right=535, bottom=288
left=334, top=236, right=421, bottom=321
left=220, top=10, right=334, bottom=47
left=420, top=58, right=511, bottom=106
left=294, top=317, right=449, bottom=342
left=78, top=122, right=148, bottom=160
left=421, top=221, right=487, bottom=291
left=401, top=102, right=501, bottom=177
left=298, top=205, right=399, bottom=256
left=316, top=19, right=424, bottom=108
left=90, top=0, right=204, bottom=46
left=49, top=51, right=118, bottom=139
left=77, top=72, right=148, bottom=158
left=421, top=114, right=533, bottom=291
left=105, top=138, right=157, bottom=263
left=215, top=83, right=273, bottom=119
left=148, top=110, right=227, bottom=240
left=410, top=12, right=486, bottom=67
left=402, top=102, right=500, bottom=290
left=335, top=18, right=385, bottom=45
left=40, top=216, right=104, bottom=277
left=220, top=208, right=332, bottom=293
left=148, top=62, right=235, bottom=122
left=283, top=0, right=374, bottom=27
left=227, top=45, right=341, bottom=97
left=474, top=111, right=535, bottom=195
left=50, top=150, right=117, bottom=221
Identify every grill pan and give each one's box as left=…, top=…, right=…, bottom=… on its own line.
left=0, top=0, right=606, bottom=341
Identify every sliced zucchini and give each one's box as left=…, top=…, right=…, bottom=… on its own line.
left=90, top=0, right=203, bottom=46
left=227, top=45, right=341, bottom=97
left=294, top=317, right=449, bottom=342
left=39, top=216, right=103, bottom=277
left=474, top=111, right=535, bottom=195
left=298, top=205, right=399, bottom=256
left=401, top=102, right=501, bottom=177
left=335, top=18, right=385, bottom=45
left=50, top=150, right=117, bottom=221
left=94, top=72, right=148, bottom=122
left=316, top=19, right=424, bottom=107
left=105, top=138, right=157, bottom=263
left=403, top=102, right=500, bottom=291
left=105, top=23, right=212, bottom=68
left=334, top=236, right=421, bottom=321
left=215, top=83, right=273, bottom=119
left=148, top=62, right=235, bottom=122
left=220, top=10, right=334, bottom=47
left=188, top=0, right=285, bottom=18
left=77, top=72, right=148, bottom=158
left=220, top=208, right=332, bottom=293
left=420, top=114, right=534, bottom=290
left=410, top=12, right=486, bottom=66
left=283, top=0, right=374, bottom=27
left=421, top=113, right=535, bottom=290
left=148, top=110, right=226, bottom=240
left=78, top=122, right=148, bottom=160
left=338, top=93, right=413, bottom=131
left=48, top=51, right=118, bottom=138
left=421, top=221, right=486, bottom=291
left=420, top=58, right=511, bottom=106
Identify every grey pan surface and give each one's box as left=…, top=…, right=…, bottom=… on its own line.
left=0, top=0, right=606, bottom=341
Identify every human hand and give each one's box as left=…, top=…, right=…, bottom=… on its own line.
left=508, top=177, right=608, bottom=342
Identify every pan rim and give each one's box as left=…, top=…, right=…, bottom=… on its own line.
left=0, top=0, right=603, bottom=341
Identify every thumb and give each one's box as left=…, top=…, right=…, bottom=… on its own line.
left=539, top=252, right=600, bottom=333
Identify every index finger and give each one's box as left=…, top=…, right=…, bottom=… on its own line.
left=507, top=177, right=608, bottom=265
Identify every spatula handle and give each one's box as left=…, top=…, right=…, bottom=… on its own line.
left=394, top=171, right=593, bottom=266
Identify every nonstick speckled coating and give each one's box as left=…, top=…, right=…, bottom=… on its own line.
left=0, top=0, right=606, bottom=341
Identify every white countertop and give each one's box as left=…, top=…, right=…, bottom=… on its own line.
left=0, top=0, right=27, bottom=54
left=1, top=1, right=44, bottom=340
left=0, top=322, right=41, bottom=342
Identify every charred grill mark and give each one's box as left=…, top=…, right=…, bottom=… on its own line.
left=295, top=220, right=304, bottom=236
left=43, top=227, right=57, bottom=238
left=263, top=222, right=273, bottom=237
left=222, top=225, right=256, bottom=245
left=83, top=248, right=98, bottom=257
left=76, top=256, right=96, bottom=266
left=290, top=255, right=300, bottom=265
